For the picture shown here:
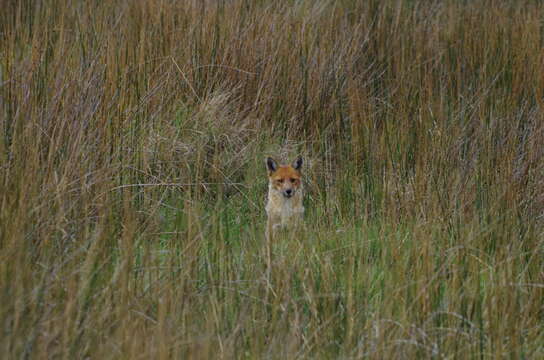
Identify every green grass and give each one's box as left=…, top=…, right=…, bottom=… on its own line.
left=1, top=0, right=543, bottom=358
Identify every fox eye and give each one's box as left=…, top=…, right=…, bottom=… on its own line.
left=277, top=179, right=284, bottom=184
left=290, top=178, right=297, bottom=183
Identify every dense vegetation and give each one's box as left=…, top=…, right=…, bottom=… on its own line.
left=1, top=0, right=543, bottom=358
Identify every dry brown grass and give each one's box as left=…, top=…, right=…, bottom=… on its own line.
left=1, top=0, right=543, bottom=358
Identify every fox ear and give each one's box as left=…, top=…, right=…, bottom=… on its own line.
left=266, top=157, right=278, bottom=172
left=292, top=156, right=303, bottom=170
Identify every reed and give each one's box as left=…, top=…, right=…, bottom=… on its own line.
left=1, top=0, right=542, bottom=358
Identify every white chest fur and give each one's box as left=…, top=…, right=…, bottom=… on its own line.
left=266, top=184, right=304, bottom=229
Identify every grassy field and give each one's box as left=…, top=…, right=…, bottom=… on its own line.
left=1, top=0, right=543, bottom=358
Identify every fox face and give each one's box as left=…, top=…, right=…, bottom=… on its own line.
left=266, top=156, right=303, bottom=199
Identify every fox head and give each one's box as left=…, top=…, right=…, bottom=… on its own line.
left=266, top=156, right=303, bottom=199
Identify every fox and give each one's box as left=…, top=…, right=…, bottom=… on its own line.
left=265, top=156, right=304, bottom=239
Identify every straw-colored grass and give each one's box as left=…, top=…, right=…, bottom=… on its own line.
left=1, top=0, right=543, bottom=358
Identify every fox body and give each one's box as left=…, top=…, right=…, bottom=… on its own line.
left=265, top=156, right=304, bottom=237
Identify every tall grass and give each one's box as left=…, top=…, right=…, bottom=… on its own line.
left=1, top=0, right=543, bottom=358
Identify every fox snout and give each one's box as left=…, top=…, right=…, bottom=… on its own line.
left=273, top=179, right=299, bottom=199
left=283, top=188, right=294, bottom=198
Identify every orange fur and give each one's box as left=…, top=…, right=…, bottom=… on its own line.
left=265, top=157, right=304, bottom=239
